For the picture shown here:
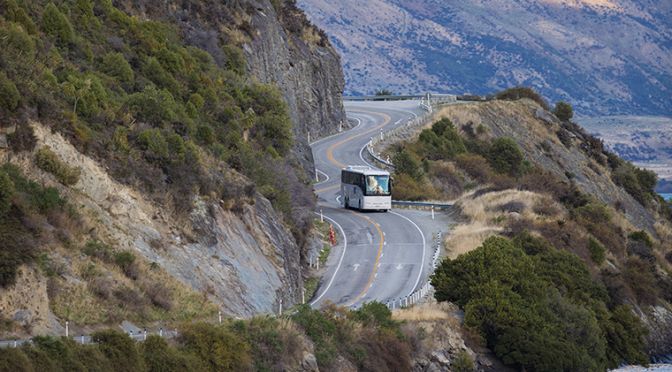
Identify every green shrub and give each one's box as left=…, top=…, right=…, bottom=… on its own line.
left=612, top=163, right=657, bottom=205
left=222, top=45, right=246, bottom=75
left=353, top=302, right=395, bottom=329
left=588, top=237, right=606, bottom=264
left=0, top=72, right=20, bottom=112
left=393, top=148, right=423, bottom=179
left=418, top=118, right=466, bottom=159
left=7, top=123, right=37, bottom=153
left=178, top=323, right=252, bottom=371
left=42, top=3, right=75, bottom=45
left=126, top=86, right=178, bottom=125
left=553, top=101, right=574, bottom=122
left=452, top=351, right=476, bottom=372
left=0, top=347, right=32, bottom=371
left=113, top=251, right=137, bottom=278
left=431, top=235, right=647, bottom=371
left=628, top=230, right=653, bottom=248
left=3, top=0, right=38, bottom=34
left=0, top=19, right=37, bottom=65
left=92, top=330, right=144, bottom=372
left=83, top=240, right=112, bottom=261
left=495, top=87, right=549, bottom=110
left=487, top=137, right=525, bottom=177
left=141, top=335, right=203, bottom=372
left=137, top=128, right=169, bottom=161
left=0, top=171, right=15, bottom=217
left=100, top=52, right=134, bottom=84
left=35, top=146, right=81, bottom=186
left=143, top=56, right=179, bottom=94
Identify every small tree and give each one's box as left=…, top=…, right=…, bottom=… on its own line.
left=0, top=72, right=20, bottom=112
left=42, top=3, right=75, bottom=45
left=553, top=101, right=574, bottom=122
left=393, top=148, right=423, bottom=180
left=488, top=137, right=525, bottom=177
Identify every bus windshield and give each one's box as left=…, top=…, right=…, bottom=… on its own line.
left=366, top=175, right=390, bottom=196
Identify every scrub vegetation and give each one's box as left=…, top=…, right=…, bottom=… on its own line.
left=0, top=304, right=412, bottom=372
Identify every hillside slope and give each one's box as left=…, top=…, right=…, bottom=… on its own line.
left=382, top=97, right=672, bottom=365
left=298, top=0, right=672, bottom=116
left=0, top=0, right=344, bottom=336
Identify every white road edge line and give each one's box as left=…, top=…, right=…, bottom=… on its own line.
left=390, top=211, right=426, bottom=297
left=310, top=212, right=348, bottom=306
left=314, top=168, right=330, bottom=185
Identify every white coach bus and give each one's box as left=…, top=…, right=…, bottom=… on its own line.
left=341, top=166, right=392, bottom=211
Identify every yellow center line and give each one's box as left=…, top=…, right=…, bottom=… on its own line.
left=324, top=110, right=392, bottom=169
left=314, top=184, right=339, bottom=194
left=346, top=211, right=385, bottom=307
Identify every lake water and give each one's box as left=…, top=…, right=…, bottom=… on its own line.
left=660, top=193, right=672, bottom=201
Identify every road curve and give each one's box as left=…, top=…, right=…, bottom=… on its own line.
left=310, top=100, right=452, bottom=308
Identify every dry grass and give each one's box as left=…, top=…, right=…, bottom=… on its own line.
left=445, top=189, right=564, bottom=258
left=392, top=302, right=454, bottom=322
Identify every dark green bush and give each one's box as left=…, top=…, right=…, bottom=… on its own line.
left=92, top=330, right=144, bottom=372
left=137, top=128, right=169, bottom=161
left=143, top=57, right=179, bottom=94
left=126, top=86, right=178, bottom=125
left=495, top=87, right=549, bottom=110
left=178, top=323, right=252, bottom=371
left=41, top=3, right=75, bottom=46
left=7, top=123, right=37, bottom=152
left=0, top=170, right=15, bottom=217
left=553, top=101, right=574, bottom=122
left=487, top=137, right=525, bottom=177
left=418, top=118, right=466, bottom=159
left=2, top=0, right=38, bottom=34
left=612, top=163, right=657, bottom=205
left=0, top=72, right=21, bottom=112
left=222, top=45, right=246, bottom=75
left=393, top=148, right=423, bottom=180
left=35, top=146, right=81, bottom=186
left=0, top=347, right=32, bottom=372
left=588, top=237, right=606, bottom=264
left=100, top=52, right=134, bottom=84
left=113, top=251, right=137, bottom=278
left=431, top=235, right=647, bottom=370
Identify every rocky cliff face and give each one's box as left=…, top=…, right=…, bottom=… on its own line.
left=245, top=1, right=346, bottom=173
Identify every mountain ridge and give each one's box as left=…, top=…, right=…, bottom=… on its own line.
left=298, top=0, right=672, bottom=116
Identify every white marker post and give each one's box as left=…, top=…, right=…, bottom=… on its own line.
left=380, top=129, right=384, bottom=141
left=302, top=288, right=306, bottom=304
left=218, top=311, right=222, bottom=324
left=431, top=205, right=435, bottom=220
left=279, top=299, right=283, bottom=316
left=65, top=321, right=69, bottom=338
left=159, top=328, right=163, bottom=337
left=320, top=209, right=324, bottom=223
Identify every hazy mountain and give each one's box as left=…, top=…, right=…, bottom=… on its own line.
left=298, top=0, right=672, bottom=116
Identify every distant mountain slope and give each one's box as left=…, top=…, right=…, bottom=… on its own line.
left=298, top=0, right=672, bottom=115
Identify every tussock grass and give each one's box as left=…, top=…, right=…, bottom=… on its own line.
left=445, top=189, right=564, bottom=258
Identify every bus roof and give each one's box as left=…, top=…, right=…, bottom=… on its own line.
left=342, top=165, right=389, bottom=176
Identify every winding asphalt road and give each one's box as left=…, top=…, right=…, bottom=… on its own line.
left=310, top=100, right=453, bottom=308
